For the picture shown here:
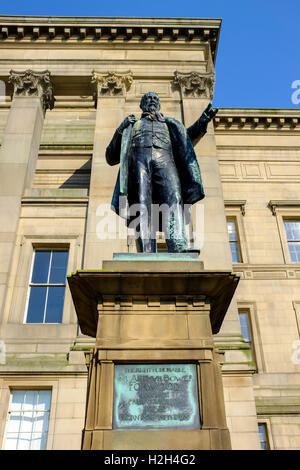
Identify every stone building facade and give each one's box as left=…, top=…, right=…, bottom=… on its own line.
left=0, top=16, right=299, bottom=450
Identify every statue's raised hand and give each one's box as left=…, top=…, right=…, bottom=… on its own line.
left=200, top=103, right=218, bottom=124
left=118, top=114, right=137, bottom=133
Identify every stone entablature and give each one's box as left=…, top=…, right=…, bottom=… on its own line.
left=0, top=16, right=220, bottom=60
left=214, top=109, right=300, bottom=131
left=9, top=69, right=55, bottom=111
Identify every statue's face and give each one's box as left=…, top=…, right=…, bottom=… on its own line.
left=140, top=92, right=160, bottom=113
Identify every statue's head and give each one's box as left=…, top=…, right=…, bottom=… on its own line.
left=140, top=92, right=160, bottom=113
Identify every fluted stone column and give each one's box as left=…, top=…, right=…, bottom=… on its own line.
left=83, top=71, right=133, bottom=269
left=0, top=70, right=54, bottom=321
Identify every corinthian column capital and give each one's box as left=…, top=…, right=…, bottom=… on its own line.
left=91, top=71, right=133, bottom=105
left=173, top=71, right=215, bottom=100
left=9, top=70, right=55, bottom=111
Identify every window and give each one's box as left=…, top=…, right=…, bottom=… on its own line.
left=284, top=220, right=300, bottom=262
left=258, top=423, right=270, bottom=450
left=238, top=310, right=256, bottom=366
left=227, top=219, right=242, bottom=263
left=4, top=390, right=51, bottom=450
left=26, top=250, right=69, bottom=323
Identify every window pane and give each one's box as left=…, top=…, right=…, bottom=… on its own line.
left=30, top=433, right=47, bottom=450
left=45, top=286, right=65, bottom=323
left=23, top=391, right=37, bottom=411
left=258, top=424, right=269, bottom=450
left=34, top=412, right=49, bottom=433
left=10, top=391, right=25, bottom=411
left=284, top=221, right=300, bottom=241
left=7, top=413, right=21, bottom=433
left=49, top=251, right=69, bottom=284
left=288, top=242, right=300, bottom=262
left=26, top=287, right=47, bottom=323
left=227, top=221, right=237, bottom=241
left=17, top=433, right=31, bottom=450
left=239, top=312, right=251, bottom=343
left=20, top=412, right=34, bottom=433
left=230, top=242, right=241, bottom=263
left=37, top=390, right=51, bottom=411
left=31, top=251, right=51, bottom=284
left=5, top=434, right=18, bottom=450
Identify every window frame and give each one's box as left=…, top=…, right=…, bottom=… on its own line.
left=282, top=218, right=300, bottom=263
left=24, top=248, right=69, bottom=324
left=11, top=235, right=79, bottom=326
left=257, top=419, right=274, bottom=450
left=3, top=389, right=52, bottom=450
left=292, top=301, right=300, bottom=338
left=271, top=204, right=300, bottom=264
left=227, top=217, right=243, bottom=263
left=225, top=202, right=248, bottom=265
left=237, top=302, right=265, bottom=374
left=1, top=383, right=57, bottom=451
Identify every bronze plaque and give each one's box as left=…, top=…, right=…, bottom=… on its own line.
left=113, top=364, right=200, bottom=430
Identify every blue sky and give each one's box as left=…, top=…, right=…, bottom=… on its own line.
left=1, top=1, right=300, bottom=109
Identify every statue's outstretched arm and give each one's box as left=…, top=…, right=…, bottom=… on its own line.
left=187, top=103, right=218, bottom=146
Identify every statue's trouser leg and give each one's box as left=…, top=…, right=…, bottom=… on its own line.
left=128, top=147, right=156, bottom=253
left=151, top=147, right=188, bottom=253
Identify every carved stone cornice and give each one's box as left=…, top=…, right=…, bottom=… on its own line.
left=214, top=112, right=300, bottom=132
left=0, top=17, right=221, bottom=63
left=224, top=200, right=246, bottom=216
left=91, top=71, right=133, bottom=104
left=9, top=69, right=55, bottom=111
left=268, top=200, right=300, bottom=216
left=173, top=71, right=215, bottom=99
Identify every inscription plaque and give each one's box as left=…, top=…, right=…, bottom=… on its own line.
left=113, top=364, right=200, bottom=430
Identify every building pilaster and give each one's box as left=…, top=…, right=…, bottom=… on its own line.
left=0, top=69, right=54, bottom=322
left=83, top=71, right=133, bottom=269
left=173, top=70, right=261, bottom=449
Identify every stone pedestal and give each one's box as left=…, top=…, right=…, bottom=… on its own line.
left=68, top=260, right=239, bottom=450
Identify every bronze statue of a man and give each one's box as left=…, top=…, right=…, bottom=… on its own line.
left=106, top=91, right=218, bottom=253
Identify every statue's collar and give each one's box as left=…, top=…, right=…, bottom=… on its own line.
left=141, top=111, right=165, bottom=123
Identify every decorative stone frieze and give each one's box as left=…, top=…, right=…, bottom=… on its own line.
left=9, top=69, right=55, bottom=111
left=173, top=71, right=215, bottom=99
left=91, top=71, right=133, bottom=104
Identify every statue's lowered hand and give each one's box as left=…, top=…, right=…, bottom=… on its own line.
left=118, top=114, right=137, bottom=133
left=201, top=103, right=219, bottom=123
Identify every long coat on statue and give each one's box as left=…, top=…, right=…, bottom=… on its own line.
left=106, top=115, right=207, bottom=226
